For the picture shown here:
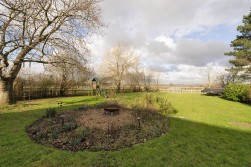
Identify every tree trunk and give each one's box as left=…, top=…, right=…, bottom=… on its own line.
left=117, top=82, right=121, bottom=93
left=0, top=79, right=15, bottom=104
left=59, top=87, right=66, bottom=96
left=59, top=82, right=66, bottom=97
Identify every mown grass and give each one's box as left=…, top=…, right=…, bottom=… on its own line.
left=0, top=93, right=251, bottom=167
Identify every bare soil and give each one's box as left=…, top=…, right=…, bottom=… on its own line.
left=230, top=122, right=251, bottom=128
left=76, top=109, right=135, bottom=130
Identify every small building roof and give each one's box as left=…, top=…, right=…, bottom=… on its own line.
left=91, top=77, right=99, bottom=82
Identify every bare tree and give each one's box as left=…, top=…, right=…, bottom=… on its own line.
left=46, top=49, right=93, bottom=96
left=200, top=65, right=218, bottom=88
left=214, top=73, right=227, bottom=88
left=154, top=71, right=161, bottom=91
left=35, top=73, right=55, bottom=98
left=99, top=44, right=137, bottom=92
left=126, top=58, right=143, bottom=92
left=0, top=0, right=103, bottom=104
left=213, top=69, right=244, bottom=87
left=142, top=69, right=154, bottom=91
left=225, top=67, right=246, bottom=83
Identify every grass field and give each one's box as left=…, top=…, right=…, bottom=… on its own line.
left=0, top=93, right=251, bottom=167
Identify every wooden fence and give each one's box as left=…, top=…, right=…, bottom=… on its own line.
left=14, top=84, right=205, bottom=101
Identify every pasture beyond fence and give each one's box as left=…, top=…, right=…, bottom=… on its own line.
left=159, top=87, right=203, bottom=93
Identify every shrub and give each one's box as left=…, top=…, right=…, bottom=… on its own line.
left=224, top=83, right=250, bottom=102
left=68, top=137, right=82, bottom=147
left=145, top=93, right=154, bottom=108
left=62, top=122, right=77, bottom=132
left=82, top=127, right=92, bottom=139
left=132, top=96, right=178, bottom=116
left=156, top=97, right=178, bottom=115
left=131, top=105, right=153, bottom=120
left=247, top=88, right=251, bottom=103
left=45, top=108, right=57, bottom=118
left=75, top=126, right=92, bottom=140
left=49, top=129, right=59, bottom=140
left=36, top=131, right=46, bottom=141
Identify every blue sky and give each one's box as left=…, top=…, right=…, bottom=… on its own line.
left=185, top=24, right=239, bottom=44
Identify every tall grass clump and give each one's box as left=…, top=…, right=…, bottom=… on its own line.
left=132, top=93, right=177, bottom=115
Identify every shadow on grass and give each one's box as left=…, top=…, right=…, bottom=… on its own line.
left=0, top=102, right=251, bottom=166
left=201, top=93, right=251, bottom=107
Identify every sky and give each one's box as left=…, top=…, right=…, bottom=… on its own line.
left=87, top=0, right=251, bottom=84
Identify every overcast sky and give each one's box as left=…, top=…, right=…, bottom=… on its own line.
left=87, top=0, right=250, bottom=84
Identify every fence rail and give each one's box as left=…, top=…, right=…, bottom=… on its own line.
left=160, top=89, right=203, bottom=93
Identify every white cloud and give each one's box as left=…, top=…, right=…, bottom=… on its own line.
left=174, top=39, right=230, bottom=66
left=100, top=0, right=250, bottom=37
left=162, top=64, right=227, bottom=84
left=155, top=36, right=176, bottom=49
left=88, top=0, right=249, bottom=84
left=87, top=35, right=106, bottom=65
left=139, top=38, right=231, bottom=69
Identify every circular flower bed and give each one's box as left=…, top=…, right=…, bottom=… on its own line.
left=26, top=103, right=171, bottom=151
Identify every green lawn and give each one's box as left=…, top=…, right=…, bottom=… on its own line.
left=0, top=93, right=251, bottom=167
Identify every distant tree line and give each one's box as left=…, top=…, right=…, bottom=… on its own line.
left=13, top=63, right=93, bottom=100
